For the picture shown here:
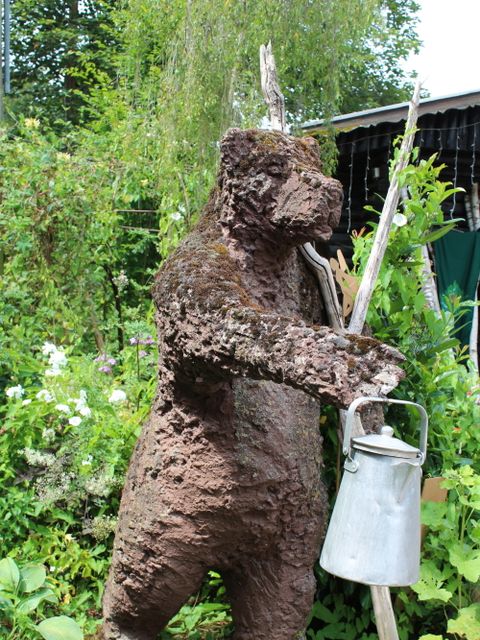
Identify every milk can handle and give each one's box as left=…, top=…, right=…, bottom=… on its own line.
left=343, top=396, right=428, bottom=464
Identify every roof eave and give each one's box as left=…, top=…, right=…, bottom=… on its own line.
left=302, top=88, right=480, bottom=135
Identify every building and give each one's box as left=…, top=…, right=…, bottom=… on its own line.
left=302, top=90, right=480, bottom=362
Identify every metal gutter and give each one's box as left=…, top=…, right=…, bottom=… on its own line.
left=302, top=89, right=480, bottom=134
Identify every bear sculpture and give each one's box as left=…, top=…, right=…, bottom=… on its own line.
left=103, top=129, right=404, bottom=640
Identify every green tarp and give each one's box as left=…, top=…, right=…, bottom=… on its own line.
left=434, top=231, right=480, bottom=348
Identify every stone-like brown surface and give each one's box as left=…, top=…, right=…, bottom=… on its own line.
left=102, top=129, right=404, bottom=640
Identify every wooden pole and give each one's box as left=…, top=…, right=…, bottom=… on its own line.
left=348, top=80, right=421, bottom=335
left=343, top=79, right=421, bottom=640
left=0, top=0, right=4, bottom=121
left=259, top=44, right=422, bottom=640
left=259, top=42, right=285, bottom=132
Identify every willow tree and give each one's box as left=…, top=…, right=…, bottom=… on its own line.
left=83, top=0, right=419, bottom=260
left=0, top=0, right=420, bottom=356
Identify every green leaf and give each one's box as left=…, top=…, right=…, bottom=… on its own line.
left=411, top=561, right=452, bottom=603
left=17, top=588, right=56, bottom=613
left=419, top=635, right=444, bottom=640
left=36, top=616, right=84, bottom=640
left=310, top=601, right=336, bottom=623
left=421, top=501, right=450, bottom=529
left=19, top=563, right=46, bottom=593
left=407, top=202, right=425, bottom=217
left=449, top=544, right=480, bottom=582
left=0, top=558, right=20, bottom=592
left=447, top=604, right=480, bottom=640
left=421, top=224, right=455, bottom=245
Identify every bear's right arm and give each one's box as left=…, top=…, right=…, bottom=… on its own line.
left=157, top=274, right=404, bottom=408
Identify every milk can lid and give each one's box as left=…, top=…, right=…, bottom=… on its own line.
left=351, top=426, right=421, bottom=459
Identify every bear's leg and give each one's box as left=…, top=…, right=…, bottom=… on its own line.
left=225, top=556, right=316, bottom=640
left=103, top=534, right=207, bottom=640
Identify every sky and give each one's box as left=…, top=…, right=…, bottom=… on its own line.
left=404, top=0, right=480, bottom=98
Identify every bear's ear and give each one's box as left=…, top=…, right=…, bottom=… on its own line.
left=220, top=128, right=257, bottom=174
left=297, top=136, right=323, bottom=171
left=301, top=136, right=321, bottom=155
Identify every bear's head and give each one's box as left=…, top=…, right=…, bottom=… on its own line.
left=219, top=128, right=343, bottom=247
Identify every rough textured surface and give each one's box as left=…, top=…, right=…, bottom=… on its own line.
left=102, top=129, right=404, bottom=640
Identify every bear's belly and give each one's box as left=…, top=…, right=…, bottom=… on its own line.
left=231, top=378, right=322, bottom=483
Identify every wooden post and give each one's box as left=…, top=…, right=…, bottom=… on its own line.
left=348, top=80, right=421, bottom=335
left=0, top=0, right=4, bottom=121
left=421, top=244, right=441, bottom=314
left=342, top=80, right=421, bottom=640
left=259, top=42, right=285, bottom=132
left=259, top=43, right=422, bottom=640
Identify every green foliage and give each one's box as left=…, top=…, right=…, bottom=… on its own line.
left=307, top=586, right=377, bottom=639
left=8, top=0, right=119, bottom=124
left=340, top=150, right=480, bottom=639
left=352, top=150, right=479, bottom=472
left=411, top=468, right=480, bottom=639
left=1, top=335, right=155, bottom=634
left=340, top=0, right=421, bottom=113
left=158, top=572, right=232, bottom=639
left=0, top=556, right=83, bottom=640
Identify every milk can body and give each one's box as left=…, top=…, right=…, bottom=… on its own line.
left=320, top=397, right=428, bottom=587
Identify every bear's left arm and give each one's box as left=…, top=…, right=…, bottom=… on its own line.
left=159, top=292, right=404, bottom=409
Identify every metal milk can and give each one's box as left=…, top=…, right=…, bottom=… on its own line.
left=320, top=396, right=428, bottom=587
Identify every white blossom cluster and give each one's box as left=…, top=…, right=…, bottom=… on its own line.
left=36, top=389, right=55, bottom=402
left=112, top=270, right=129, bottom=293
left=36, top=469, right=76, bottom=505
left=6, top=384, right=24, bottom=399
left=83, top=515, right=118, bottom=541
left=84, top=472, right=117, bottom=498
left=22, top=447, right=56, bottom=468
left=42, top=342, right=68, bottom=377
left=42, top=428, right=56, bottom=444
left=108, top=389, right=127, bottom=404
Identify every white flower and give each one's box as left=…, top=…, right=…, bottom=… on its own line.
left=393, top=213, right=408, bottom=227
left=42, top=345, right=67, bottom=377
left=85, top=473, right=115, bottom=497
left=6, top=385, right=24, bottom=399
left=36, top=389, right=54, bottom=402
left=79, top=406, right=91, bottom=417
left=42, top=342, right=58, bottom=356
left=81, top=455, right=93, bottom=466
left=68, top=416, right=82, bottom=427
left=55, top=403, right=71, bottom=414
left=113, top=270, right=129, bottom=292
left=23, top=447, right=55, bottom=467
left=171, top=211, right=182, bottom=221
left=72, top=390, right=88, bottom=412
left=108, top=389, right=127, bottom=404
left=22, top=398, right=32, bottom=406
left=24, top=118, right=40, bottom=129
left=49, top=350, right=67, bottom=368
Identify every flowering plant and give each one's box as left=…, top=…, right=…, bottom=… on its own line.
left=0, top=339, right=155, bottom=634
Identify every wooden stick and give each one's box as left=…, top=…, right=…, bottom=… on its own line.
left=259, top=44, right=419, bottom=640
left=299, top=244, right=343, bottom=331
left=371, top=586, right=400, bottom=640
left=348, top=80, right=422, bottom=335
left=345, top=80, right=421, bottom=640
left=259, top=42, right=286, bottom=132
left=421, top=244, right=441, bottom=313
